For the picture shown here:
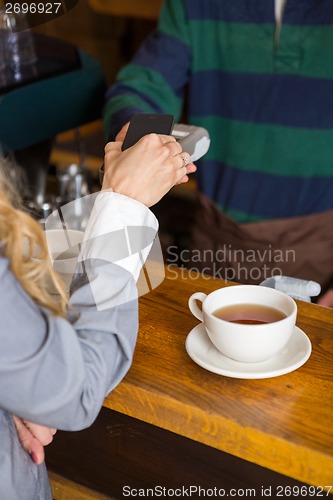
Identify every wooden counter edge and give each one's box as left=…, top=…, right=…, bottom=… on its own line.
left=103, top=384, right=333, bottom=490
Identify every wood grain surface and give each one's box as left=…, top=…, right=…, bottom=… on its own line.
left=103, top=265, right=333, bottom=490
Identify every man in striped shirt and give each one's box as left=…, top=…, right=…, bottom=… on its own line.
left=104, top=0, right=333, bottom=306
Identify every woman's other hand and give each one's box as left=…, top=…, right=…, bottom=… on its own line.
left=13, top=416, right=57, bottom=465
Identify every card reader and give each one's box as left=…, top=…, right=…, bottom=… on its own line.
left=172, top=123, right=210, bottom=162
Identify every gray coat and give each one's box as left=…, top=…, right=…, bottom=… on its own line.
left=0, top=256, right=138, bottom=499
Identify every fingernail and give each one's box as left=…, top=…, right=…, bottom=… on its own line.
left=31, top=452, right=38, bottom=464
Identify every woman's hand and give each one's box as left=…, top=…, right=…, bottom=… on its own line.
left=13, top=416, right=57, bottom=465
left=102, top=133, right=196, bottom=207
left=115, top=122, right=130, bottom=142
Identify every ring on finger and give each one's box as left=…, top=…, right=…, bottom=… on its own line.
left=179, top=153, right=190, bottom=169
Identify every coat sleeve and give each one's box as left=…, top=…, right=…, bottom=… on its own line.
left=0, top=192, right=158, bottom=431
left=0, top=256, right=138, bottom=431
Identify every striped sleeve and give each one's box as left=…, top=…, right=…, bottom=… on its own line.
left=104, top=0, right=191, bottom=140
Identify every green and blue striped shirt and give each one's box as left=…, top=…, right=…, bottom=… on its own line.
left=104, top=0, right=333, bottom=223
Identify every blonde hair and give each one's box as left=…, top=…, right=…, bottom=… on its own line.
left=0, top=158, right=68, bottom=316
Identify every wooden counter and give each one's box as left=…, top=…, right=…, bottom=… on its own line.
left=47, top=264, right=333, bottom=497
left=102, top=265, right=333, bottom=491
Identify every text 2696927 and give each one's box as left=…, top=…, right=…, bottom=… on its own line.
left=5, top=2, right=63, bottom=15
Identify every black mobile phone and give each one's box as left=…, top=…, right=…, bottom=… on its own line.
left=121, top=113, right=175, bottom=151
left=99, top=114, right=175, bottom=184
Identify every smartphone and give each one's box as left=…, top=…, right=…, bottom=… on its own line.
left=99, top=114, right=175, bottom=184
left=122, top=113, right=175, bottom=151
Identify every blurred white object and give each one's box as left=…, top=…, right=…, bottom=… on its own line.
left=1, top=11, right=36, bottom=73
left=260, top=275, right=321, bottom=303
left=57, top=164, right=90, bottom=203
left=0, top=13, right=5, bottom=71
left=45, top=229, right=84, bottom=292
left=172, top=124, right=210, bottom=162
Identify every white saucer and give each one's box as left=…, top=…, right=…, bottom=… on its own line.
left=185, top=323, right=312, bottom=379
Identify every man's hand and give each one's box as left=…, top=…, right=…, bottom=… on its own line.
left=317, top=289, right=333, bottom=308
left=13, top=416, right=57, bottom=465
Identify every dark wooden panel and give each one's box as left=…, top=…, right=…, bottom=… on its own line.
left=46, top=408, right=318, bottom=499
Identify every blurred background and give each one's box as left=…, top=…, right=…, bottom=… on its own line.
left=0, top=0, right=196, bottom=257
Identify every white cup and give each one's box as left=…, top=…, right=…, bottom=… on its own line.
left=188, top=285, right=297, bottom=363
left=45, top=229, right=84, bottom=291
